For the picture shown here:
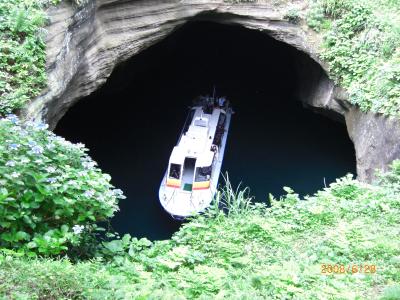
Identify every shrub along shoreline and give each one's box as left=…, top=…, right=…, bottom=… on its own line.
left=1, top=162, right=400, bottom=299
left=0, top=115, right=125, bottom=256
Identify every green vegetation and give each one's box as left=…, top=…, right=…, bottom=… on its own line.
left=1, top=165, right=399, bottom=298
left=284, top=8, right=301, bottom=24
left=0, top=0, right=56, bottom=115
left=307, top=0, right=400, bottom=116
left=0, top=115, right=125, bottom=255
left=0, top=0, right=91, bottom=115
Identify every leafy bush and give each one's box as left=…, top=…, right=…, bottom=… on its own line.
left=0, top=249, right=133, bottom=299
left=307, top=0, right=400, bottom=116
left=98, top=233, right=153, bottom=265
left=0, top=0, right=55, bottom=114
left=382, top=285, right=400, bottom=300
left=284, top=8, right=301, bottom=24
left=306, top=2, right=331, bottom=31
left=376, top=159, right=400, bottom=191
left=319, top=0, right=352, bottom=18
left=0, top=115, right=125, bottom=255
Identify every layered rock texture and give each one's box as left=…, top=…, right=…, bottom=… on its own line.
left=21, top=0, right=400, bottom=182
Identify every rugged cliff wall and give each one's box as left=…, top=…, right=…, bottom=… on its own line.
left=21, top=0, right=400, bottom=182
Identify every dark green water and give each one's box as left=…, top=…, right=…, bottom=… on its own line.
left=55, top=22, right=356, bottom=240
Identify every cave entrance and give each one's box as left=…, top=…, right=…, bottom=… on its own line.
left=54, top=21, right=356, bottom=240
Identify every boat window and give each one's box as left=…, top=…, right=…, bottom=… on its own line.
left=169, top=163, right=181, bottom=179
left=195, top=165, right=212, bottom=182
left=194, top=118, right=207, bottom=127
left=183, top=109, right=195, bottom=134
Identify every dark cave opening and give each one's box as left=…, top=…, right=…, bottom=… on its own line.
left=54, top=21, right=356, bottom=240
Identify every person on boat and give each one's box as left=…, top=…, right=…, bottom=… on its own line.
left=202, top=95, right=213, bottom=114
left=218, top=97, right=226, bottom=108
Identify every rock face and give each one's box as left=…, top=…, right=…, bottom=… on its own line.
left=345, top=108, right=400, bottom=181
left=20, top=0, right=400, bottom=182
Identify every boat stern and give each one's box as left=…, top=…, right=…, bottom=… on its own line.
left=159, top=183, right=214, bottom=218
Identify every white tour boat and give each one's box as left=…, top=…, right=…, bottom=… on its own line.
left=159, top=95, right=233, bottom=218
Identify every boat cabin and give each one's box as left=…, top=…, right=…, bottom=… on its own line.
left=166, top=148, right=214, bottom=191
left=166, top=112, right=216, bottom=192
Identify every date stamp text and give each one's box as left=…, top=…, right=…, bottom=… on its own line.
left=321, top=264, right=377, bottom=274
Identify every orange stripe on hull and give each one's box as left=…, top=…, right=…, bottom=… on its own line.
left=167, top=184, right=180, bottom=188
left=192, top=187, right=210, bottom=190
left=167, top=178, right=181, bottom=188
left=193, top=181, right=210, bottom=190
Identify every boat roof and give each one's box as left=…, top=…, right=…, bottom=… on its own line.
left=169, top=106, right=222, bottom=167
